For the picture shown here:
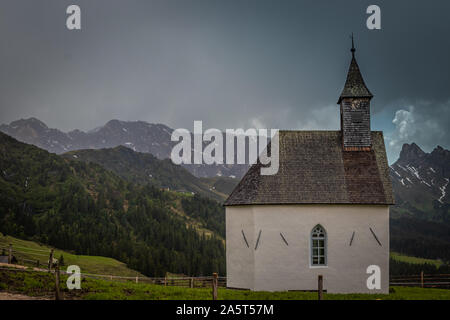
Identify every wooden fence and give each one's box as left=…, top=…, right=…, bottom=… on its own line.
left=0, top=264, right=224, bottom=300
left=390, top=273, right=450, bottom=289
left=2, top=263, right=450, bottom=302
left=129, top=275, right=227, bottom=288
left=3, top=243, right=450, bottom=292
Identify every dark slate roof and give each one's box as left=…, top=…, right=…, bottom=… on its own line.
left=338, top=55, right=373, bottom=104
left=224, top=131, right=394, bottom=206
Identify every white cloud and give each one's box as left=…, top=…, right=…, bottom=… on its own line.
left=389, top=106, right=415, bottom=146
left=386, top=101, right=450, bottom=162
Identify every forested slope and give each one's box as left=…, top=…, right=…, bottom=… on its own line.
left=0, top=132, right=225, bottom=276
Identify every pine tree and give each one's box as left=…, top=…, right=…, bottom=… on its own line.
left=59, top=254, right=65, bottom=266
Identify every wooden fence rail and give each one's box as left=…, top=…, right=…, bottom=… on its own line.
left=390, top=274, right=450, bottom=289
left=0, top=265, right=226, bottom=300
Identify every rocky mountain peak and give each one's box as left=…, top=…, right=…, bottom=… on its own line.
left=390, top=142, right=449, bottom=209
left=431, top=145, right=448, bottom=157
left=9, top=117, right=49, bottom=131
left=398, top=142, right=426, bottom=163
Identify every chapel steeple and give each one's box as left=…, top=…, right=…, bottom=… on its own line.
left=338, top=35, right=373, bottom=151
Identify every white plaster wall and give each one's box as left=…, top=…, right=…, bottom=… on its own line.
left=225, top=206, right=255, bottom=290
left=226, top=204, right=389, bottom=294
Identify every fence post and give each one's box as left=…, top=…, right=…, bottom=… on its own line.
left=190, top=277, right=194, bottom=288
left=164, top=276, right=167, bottom=286
left=36, top=260, right=40, bottom=268
left=212, top=273, right=218, bottom=300
left=48, top=249, right=54, bottom=271
left=136, top=276, right=139, bottom=284
left=8, top=243, right=12, bottom=264
left=318, top=275, right=323, bottom=300
left=55, top=262, right=62, bottom=300
left=420, top=271, right=424, bottom=288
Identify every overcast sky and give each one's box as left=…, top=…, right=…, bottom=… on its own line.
left=0, top=0, right=449, bottom=163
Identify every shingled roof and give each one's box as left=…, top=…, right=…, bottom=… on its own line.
left=337, top=55, right=373, bottom=104
left=224, top=131, right=394, bottom=206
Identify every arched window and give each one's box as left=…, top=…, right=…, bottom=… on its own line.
left=311, top=225, right=327, bottom=266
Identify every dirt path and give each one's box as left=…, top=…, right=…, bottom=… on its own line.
left=0, top=292, right=50, bottom=300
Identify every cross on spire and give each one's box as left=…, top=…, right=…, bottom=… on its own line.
left=351, top=33, right=355, bottom=57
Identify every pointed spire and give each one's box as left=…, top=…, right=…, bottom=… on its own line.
left=337, top=34, right=373, bottom=104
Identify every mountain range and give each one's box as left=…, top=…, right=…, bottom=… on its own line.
left=389, top=143, right=449, bottom=222
left=0, top=118, right=249, bottom=179
left=388, top=143, right=450, bottom=262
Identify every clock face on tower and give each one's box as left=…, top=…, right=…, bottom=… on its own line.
left=351, top=99, right=363, bottom=109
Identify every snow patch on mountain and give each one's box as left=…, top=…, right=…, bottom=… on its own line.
left=421, top=180, right=431, bottom=187
left=438, top=178, right=449, bottom=203
left=124, top=142, right=136, bottom=152
left=406, top=164, right=421, bottom=180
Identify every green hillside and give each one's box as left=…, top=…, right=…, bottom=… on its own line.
left=200, top=176, right=239, bottom=195
left=391, top=252, right=443, bottom=268
left=0, top=132, right=225, bottom=277
left=0, top=233, right=142, bottom=276
left=63, top=146, right=228, bottom=202
left=390, top=217, right=450, bottom=262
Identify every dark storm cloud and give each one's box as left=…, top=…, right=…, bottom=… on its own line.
left=0, top=0, right=449, bottom=162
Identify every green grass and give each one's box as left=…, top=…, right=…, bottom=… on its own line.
left=1, top=233, right=448, bottom=300
left=0, top=233, right=142, bottom=277
left=1, top=267, right=449, bottom=300
left=390, top=252, right=443, bottom=267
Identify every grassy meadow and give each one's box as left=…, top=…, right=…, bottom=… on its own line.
left=0, top=233, right=142, bottom=277
left=1, top=233, right=450, bottom=300
left=0, top=266, right=450, bottom=300
left=390, top=252, right=443, bottom=267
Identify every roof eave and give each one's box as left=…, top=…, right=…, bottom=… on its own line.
left=337, top=94, right=373, bottom=104
left=225, top=201, right=395, bottom=206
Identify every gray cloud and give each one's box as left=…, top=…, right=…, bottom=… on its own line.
left=0, top=0, right=449, bottom=163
